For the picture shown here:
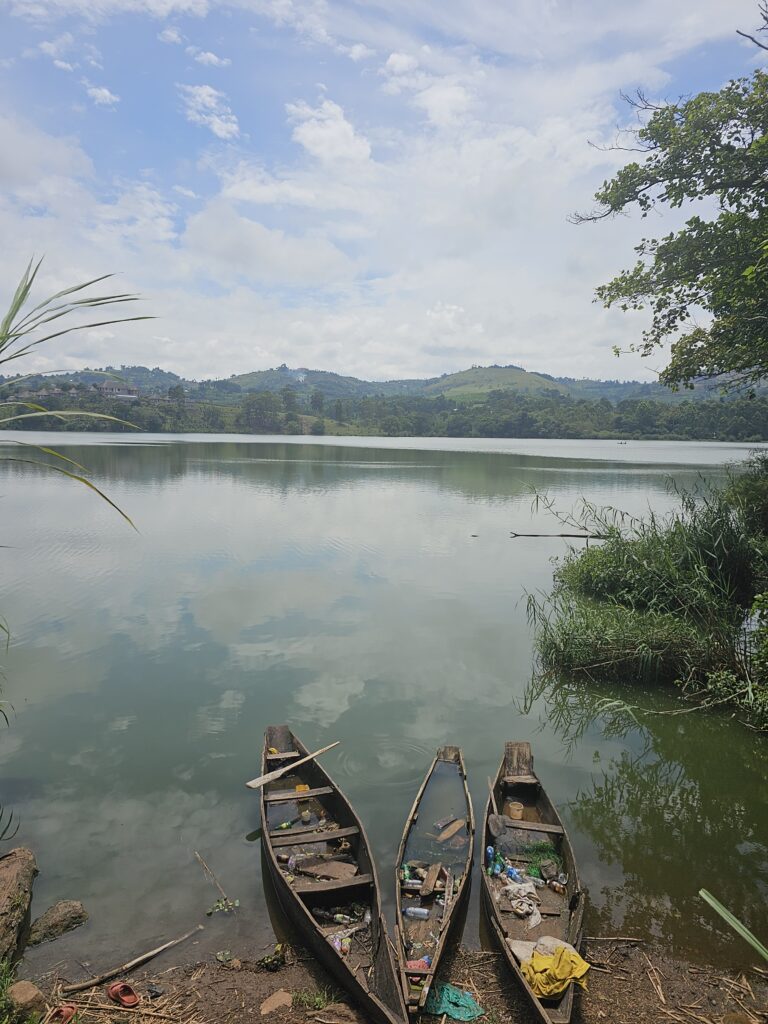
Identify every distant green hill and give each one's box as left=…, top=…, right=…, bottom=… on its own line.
left=228, top=362, right=567, bottom=400
left=5, top=362, right=754, bottom=405
left=423, top=365, right=567, bottom=399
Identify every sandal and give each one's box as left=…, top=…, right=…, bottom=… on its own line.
left=106, top=981, right=140, bottom=1008
left=49, top=1006, right=78, bottom=1023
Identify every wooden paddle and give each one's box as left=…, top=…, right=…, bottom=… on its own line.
left=245, top=741, right=340, bottom=790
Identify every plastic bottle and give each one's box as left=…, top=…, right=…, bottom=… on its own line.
left=506, top=866, right=523, bottom=882
left=486, top=846, right=495, bottom=868
left=333, top=913, right=354, bottom=924
left=403, top=907, right=430, bottom=920
left=340, top=937, right=351, bottom=955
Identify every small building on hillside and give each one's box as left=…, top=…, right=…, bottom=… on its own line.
left=95, top=380, right=139, bottom=400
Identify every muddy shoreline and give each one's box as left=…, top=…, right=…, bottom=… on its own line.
left=28, top=937, right=768, bottom=1024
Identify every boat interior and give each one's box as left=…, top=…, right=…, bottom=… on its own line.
left=485, top=742, right=581, bottom=1021
left=263, top=727, right=378, bottom=974
left=397, top=746, right=472, bottom=1011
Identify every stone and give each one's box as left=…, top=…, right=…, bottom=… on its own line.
left=0, top=848, right=37, bottom=961
left=8, top=980, right=46, bottom=1018
left=259, top=989, right=292, bottom=1015
left=29, top=900, right=88, bottom=945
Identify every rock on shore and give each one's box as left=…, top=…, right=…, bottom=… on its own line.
left=29, top=900, right=88, bottom=945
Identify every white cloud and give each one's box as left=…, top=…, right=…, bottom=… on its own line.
left=37, top=32, right=73, bottom=58
left=181, top=199, right=352, bottom=285
left=341, top=42, right=375, bottom=62
left=286, top=98, right=371, bottom=163
left=158, top=26, right=183, bottom=44
left=83, top=81, right=120, bottom=106
left=178, top=83, right=239, bottom=138
left=53, top=58, right=74, bottom=70
left=384, top=52, right=418, bottom=75
left=193, top=49, right=231, bottom=67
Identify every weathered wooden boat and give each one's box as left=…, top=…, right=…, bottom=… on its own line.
left=394, top=746, right=474, bottom=1015
left=259, top=726, right=408, bottom=1024
left=481, top=741, right=585, bottom=1024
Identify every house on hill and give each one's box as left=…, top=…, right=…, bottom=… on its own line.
left=95, top=380, right=139, bottom=400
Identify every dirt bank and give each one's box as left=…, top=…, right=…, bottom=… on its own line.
left=34, top=939, right=767, bottom=1024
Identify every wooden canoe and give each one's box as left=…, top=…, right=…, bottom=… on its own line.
left=481, top=741, right=586, bottom=1024
left=259, top=726, right=408, bottom=1024
left=394, top=745, right=475, bottom=1015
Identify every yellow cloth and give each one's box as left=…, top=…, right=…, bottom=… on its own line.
left=521, top=945, right=590, bottom=998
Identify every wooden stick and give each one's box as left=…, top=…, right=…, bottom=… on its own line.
left=194, top=851, right=231, bottom=905
left=61, top=925, right=204, bottom=994
left=585, top=935, right=645, bottom=942
left=509, top=531, right=609, bottom=540
left=487, top=777, right=498, bottom=816
left=245, top=742, right=340, bottom=790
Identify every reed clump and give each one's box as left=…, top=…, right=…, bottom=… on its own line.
left=531, top=462, right=768, bottom=727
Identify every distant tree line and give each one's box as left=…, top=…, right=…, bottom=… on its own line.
left=8, top=382, right=768, bottom=442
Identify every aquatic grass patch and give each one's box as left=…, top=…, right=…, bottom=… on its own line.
left=533, top=598, right=719, bottom=686
left=553, top=492, right=758, bottom=620
left=530, top=481, right=768, bottom=725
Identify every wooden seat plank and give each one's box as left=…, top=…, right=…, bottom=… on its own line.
left=508, top=819, right=564, bottom=835
left=270, top=825, right=359, bottom=848
left=264, top=785, right=333, bottom=803
left=503, top=774, right=539, bottom=785
left=266, top=751, right=300, bottom=761
left=293, top=872, right=373, bottom=894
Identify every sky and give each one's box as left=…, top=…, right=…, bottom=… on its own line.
left=0, top=0, right=766, bottom=383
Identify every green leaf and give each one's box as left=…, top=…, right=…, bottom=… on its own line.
left=699, top=889, right=768, bottom=961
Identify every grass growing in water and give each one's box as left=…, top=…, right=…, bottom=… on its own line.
left=530, top=474, right=768, bottom=727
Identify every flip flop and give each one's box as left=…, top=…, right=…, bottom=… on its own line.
left=106, top=981, right=140, bottom=1007
left=49, top=1006, right=78, bottom=1023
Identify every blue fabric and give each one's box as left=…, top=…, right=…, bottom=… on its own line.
left=424, top=982, right=485, bottom=1021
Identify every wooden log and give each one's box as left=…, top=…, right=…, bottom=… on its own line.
left=419, top=863, right=442, bottom=897
left=61, top=925, right=203, bottom=994
left=436, top=819, right=465, bottom=842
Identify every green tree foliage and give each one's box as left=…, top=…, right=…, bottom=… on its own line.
left=236, top=392, right=283, bottom=433
left=576, top=71, right=768, bottom=390
left=310, top=389, right=325, bottom=414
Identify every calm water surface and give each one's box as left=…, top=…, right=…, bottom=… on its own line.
left=0, top=433, right=765, bottom=976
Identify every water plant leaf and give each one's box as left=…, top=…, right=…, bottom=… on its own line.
left=699, top=889, right=768, bottom=962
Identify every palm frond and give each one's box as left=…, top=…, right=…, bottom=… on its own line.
left=2, top=459, right=137, bottom=531
left=0, top=257, right=153, bottom=370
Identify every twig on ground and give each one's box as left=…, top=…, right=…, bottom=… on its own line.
left=643, top=951, right=666, bottom=1004
left=61, top=926, right=204, bottom=994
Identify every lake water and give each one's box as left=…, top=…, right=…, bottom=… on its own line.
left=1, top=432, right=765, bottom=977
